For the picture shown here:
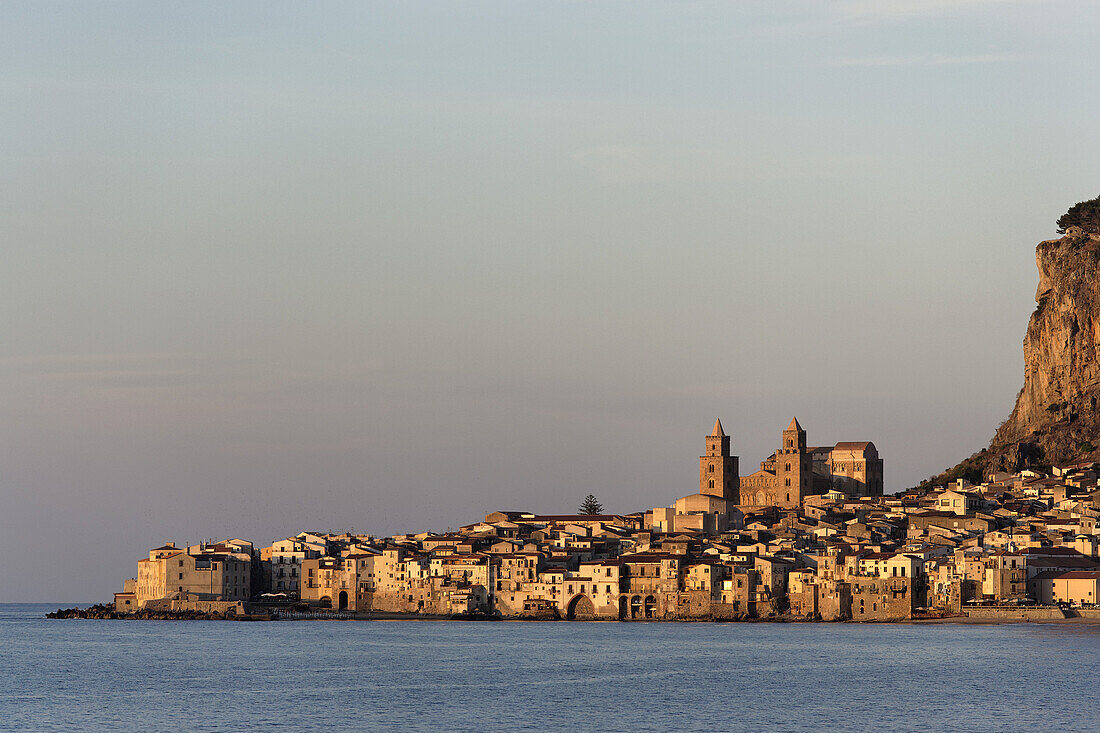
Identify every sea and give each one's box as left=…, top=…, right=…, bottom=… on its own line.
left=3, top=603, right=1100, bottom=732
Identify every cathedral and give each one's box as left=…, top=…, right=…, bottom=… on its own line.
left=701, top=417, right=883, bottom=508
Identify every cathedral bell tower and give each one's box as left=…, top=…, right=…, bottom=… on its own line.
left=776, top=417, right=810, bottom=507
left=700, top=418, right=739, bottom=502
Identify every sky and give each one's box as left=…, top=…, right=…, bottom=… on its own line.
left=3, top=1, right=1100, bottom=602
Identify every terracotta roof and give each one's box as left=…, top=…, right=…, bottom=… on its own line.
left=1019, top=547, right=1088, bottom=556
left=529, top=514, right=626, bottom=522
left=620, top=552, right=679, bottom=562
left=1030, top=557, right=1100, bottom=569
left=1028, top=570, right=1064, bottom=581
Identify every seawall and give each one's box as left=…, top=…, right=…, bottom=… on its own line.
left=963, top=607, right=1067, bottom=622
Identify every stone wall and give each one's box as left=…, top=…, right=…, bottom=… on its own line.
left=671, top=590, right=717, bottom=619
left=707, top=602, right=746, bottom=620
left=162, top=599, right=245, bottom=615
left=963, top=606, right=1066, bottom=621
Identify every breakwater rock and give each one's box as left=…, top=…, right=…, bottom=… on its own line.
left=47, top=604, right=239, bottom=620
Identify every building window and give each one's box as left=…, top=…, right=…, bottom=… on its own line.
left=709, top=480, right=714, bottom=489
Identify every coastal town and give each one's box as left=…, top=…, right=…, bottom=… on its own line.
left=108, top=418, right=1100, bottom=622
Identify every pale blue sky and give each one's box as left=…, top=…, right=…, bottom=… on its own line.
left=3, top=1, right=1099, bottom=601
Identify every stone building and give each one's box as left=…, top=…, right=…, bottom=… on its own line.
left=135, top=542, right=251, bottom=607
left=741, top=418, right=885, bottom=506
left=301, top=556, right=355, bottom=610
left=491, top=552, right=542, bottom=616
left=718, top=566, right=762, bottom=616
left=262, top=536, right=324, bottom=598
left=787, top=569, right=818, bottom=617
left=114, top=579, right=137, bottom=612
left=621, top=554, right=682, bottom=619
left=1032, top=569, right=1100, bottom=605
left=740, top=418, right=817, bottom=508
left=647, top=492, right=742, bottom=536
left=817, top=442, right=884, bottom=497
left=848, top=575, right=913, bottom=621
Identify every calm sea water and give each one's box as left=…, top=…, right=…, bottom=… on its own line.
left=3, top=603, right=1100, bottom=732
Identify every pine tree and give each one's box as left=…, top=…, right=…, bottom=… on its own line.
left=578, top=494, right=603, bottom=515
left=1057, top=195, right=1100, bottom=234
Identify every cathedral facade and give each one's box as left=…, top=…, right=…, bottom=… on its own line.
left=700, top=417, right=883, bottom=508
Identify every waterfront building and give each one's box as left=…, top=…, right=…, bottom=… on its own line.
left=111, top=421, right=1100, bottom=622
left=135, top=542, right=251, bottom=607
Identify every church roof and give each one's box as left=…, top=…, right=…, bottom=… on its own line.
left=787, top=416, right=803, bottom=432
left=711, top=418, right=725, bottom=437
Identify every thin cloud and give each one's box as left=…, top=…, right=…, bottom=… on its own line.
left=571, top=145, right=665, bottom=185
left=837, top=0, right=1032, bottom=21
left=0, top=352, right=187, bottom=367
left=832, top=53, right=1016, bottom=67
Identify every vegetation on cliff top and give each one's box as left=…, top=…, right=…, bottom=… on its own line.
left=1057, top=194, right=1100, bottom=234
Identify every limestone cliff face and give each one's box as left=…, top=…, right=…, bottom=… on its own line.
left=929, top=230, right=1100, bottom=484
left=997, top=233, right=1100, bottom=444
left=988, top=230, right=1100, bottom=471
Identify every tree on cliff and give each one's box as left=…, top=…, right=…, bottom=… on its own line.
left=578, top=494, right=604, bottom=515
left=1056, top=195, right=1100, bottom=234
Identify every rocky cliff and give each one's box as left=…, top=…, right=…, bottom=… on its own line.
left=928, top=227, right=1100, bottom=485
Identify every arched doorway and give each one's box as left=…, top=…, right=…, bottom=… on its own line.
left=618, top=596, right=628, bottom=620
left=644, top=595, right=657, bottom=618
left=630, top=595, right=642, bottom=619
left=338, top=591, right=348, bottom=610
left=566, top=594, right=595, bottom=620
left=319, top=596, right=332, bottom=609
